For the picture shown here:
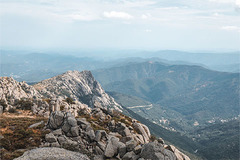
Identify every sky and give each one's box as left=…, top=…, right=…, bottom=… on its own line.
left=0, top=0, right=240, bottom=52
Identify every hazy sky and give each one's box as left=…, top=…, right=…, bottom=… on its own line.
left=0, top=0, right=240, bottom=51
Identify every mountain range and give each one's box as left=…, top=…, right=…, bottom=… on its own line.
left=0, top=70, right=195, bottom=160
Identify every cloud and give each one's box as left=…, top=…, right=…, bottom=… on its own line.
left=65, top=13, right=100, bottom=21
left=221, top=26, right=240, bottom=32
left=208, top=0, right=235, bottom=4
left=141, top=13, right=152, bottom=19
left=103, top=11, right=133, bottom=20
left=145, top=29, right=152, bottom=32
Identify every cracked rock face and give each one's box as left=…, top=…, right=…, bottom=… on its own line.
left=0, top=77, right=41, bottom=103
left=33, top=70, right=122, bottom=111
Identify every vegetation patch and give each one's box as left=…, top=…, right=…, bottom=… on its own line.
left=0, top=115, right=48, bottom=160
left=15, top=98, right=33, bottom=110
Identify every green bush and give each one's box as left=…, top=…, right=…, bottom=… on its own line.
left=65, top=97, right=75, bottom=104
left=8, top=108, right=16, bottom=113
left=15, top=99, right=33, bottom=110
left=0, top=99, right=7, bottom=111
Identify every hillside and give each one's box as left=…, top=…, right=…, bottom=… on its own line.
left=93, top=62, right=240, bottom=132
left=0, top=71, right=192, bottom=160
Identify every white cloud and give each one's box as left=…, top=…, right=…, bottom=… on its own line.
left=221, top=26, right=240, bottom=32
left=103, top=11, right=133, bottom=20
left=208, top=0, right=235, bottom=4
left=65, top=13, right=100, bottom=21
left=145, top=29, right=152, bottom=32
left=236, top=0, right=240, bottom=7
left=141, top=13, right=152, bottom=19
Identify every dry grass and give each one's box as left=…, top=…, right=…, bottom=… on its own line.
left=0, top=112, right=48, bottom=160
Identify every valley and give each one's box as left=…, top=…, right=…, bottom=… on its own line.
left=0, top=51, right=239, bottom=160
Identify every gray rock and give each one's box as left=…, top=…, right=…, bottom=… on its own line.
left=51, top=142, right=60, bottom=147
left=166, top=145, right=191, bottom=160
left=158, top=138, right=165, bottom=144
left=133, top=145, right=142, bottom=155
left=94, top=146, right=104, bottom=155
left=43, top=111, right=50, bottom=118
left=45, top=133, right=57, bottom=143
left=71, top=126, right=79, bottom=137
left=52, top=128, right=63, bottom=136
left=140, top=141, right=177, bottom=160
left=28, top=121, right=44, bottom=128
left=95, top=130, right=107, bottom=142
left=133, top=122, right=150, bottom=143
left=116, top=123, right=131, bottom=137
left=68, top=117, right=77, bottom=127
left=48, top=111, right=65, bottom=129
left=86, top=129, right=95, bottom=141
left=104, top=136, right=119, bottom=158
left=57, top=135, right=68, bottom=145
left=126, top=139, right=137, bottom=152
left=121, top=136, right=134, bottom=143
left=93, top=155, right=104, bottom=160
left=31, top=104, right=37, bottom=114
left=97, top=141, right=106, bottom=151
left=77, top=118, right=90, bottom=128
left=14, top=147, right=90, bottom=160
left=0, top=105, right=3, bottom=114
left=62, top=121, right=71, bottom=133
left=118, top=142, right=127, bottom=158
left=122, top=151, right=139, bottom=160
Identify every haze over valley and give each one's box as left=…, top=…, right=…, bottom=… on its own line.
left=0, top=0, right=240, bottom=159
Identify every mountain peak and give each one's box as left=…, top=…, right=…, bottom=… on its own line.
left=34, top=70, right=122, bottom=111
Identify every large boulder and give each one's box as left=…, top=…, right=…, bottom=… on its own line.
left=14, top=147, right=89, bottom=160
left=104, top=136, right=120, bottom=158
left=166, top=145, right=191, bottom=160
left=47, top=111, right=65, bottom=129
left=45, top=133, right=57, bottom=143
left=132, top=122, right=150, bottom=143
left=140, top=141, right=177, bottom=160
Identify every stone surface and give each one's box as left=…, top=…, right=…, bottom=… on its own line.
left=33, top=70, right=122, bottom=111
left=48, top=111, right=65, bottom=129
left=126, top=139, right=137, bottom=152
left=133, top=122, right=150, bottom=143
left=52, top=129, right=63, bottom=136
left=28, top=121, right=44, bottom=128
left=118, top=142, right=127, bottom=158
left=133, top=145, right=142, bottom=155
left=0, top=105, right=3, bottom=114
left=45, top=133, right=57, bottom=143
left=122, top=151, right=139, bottom=160
left=140, top=141, right=177, bottom=160
left=166, top=145, right=191, bottom=160
left=14, top=147, right=90, bottom=160
left=104, top=136, right=119, bottom=158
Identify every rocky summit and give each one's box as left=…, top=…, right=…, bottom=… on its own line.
left=0, top=71, right=190, bottom=160
left=34, top=70, right=122, bottom=112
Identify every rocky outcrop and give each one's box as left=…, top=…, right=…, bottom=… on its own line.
left=1, top=73, right=191, bottom=160
left=14, top=147, right=90, bottom=160
left=1, top=71, right=121, bottom=116
left=0, top=77, right=41, bottom=100
left=0, top=77, right=41, bottom=112
left=41, top=110, right=190, bottom=160
left=33, top=70, right=122, bottom=112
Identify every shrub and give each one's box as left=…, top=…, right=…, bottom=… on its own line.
left=65, top=97, right=75, bottom=104
left=0, top=117, right=48, bottom=160
left=60, top=105, right=65, bottom=111
left=150, top=135, right=157, bottom=142
left=15, top=99, right=33, bottom=110
left=8, top=108, right=16, bottom=113
left=42, top=98, right=51, bottom=104
left=0, top=99, right=7, bottom=111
